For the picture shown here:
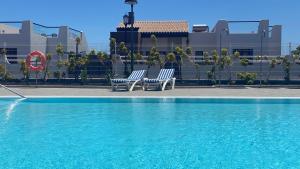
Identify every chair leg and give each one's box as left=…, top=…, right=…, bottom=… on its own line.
left=129, top=81, right=139, bottom=92
left=111, top=83, right=116, bottom=91
left=162, top=80, right=170, bottom=91
left=144, top=83, right=151, bottom=91
left=172, top=78, right=176, bottom=90
left=143, top=84, right=147, bottom=91
left=126, top=83, right=130, bottom=91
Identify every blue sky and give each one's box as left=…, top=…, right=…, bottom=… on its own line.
left=1, top=0, right=299, bottom=51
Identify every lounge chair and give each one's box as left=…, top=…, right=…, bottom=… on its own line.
left=143, top=69, right=176, bottom=91
left=111, top=70, right=146, bottom=91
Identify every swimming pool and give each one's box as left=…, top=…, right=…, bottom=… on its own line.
left=1, top=98, right=300, bottom=168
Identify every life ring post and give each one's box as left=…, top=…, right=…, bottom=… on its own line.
left=26, top=51, right=47, bottom=72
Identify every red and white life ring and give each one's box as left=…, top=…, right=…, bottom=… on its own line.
left=26, top=51, right=47, bottom=71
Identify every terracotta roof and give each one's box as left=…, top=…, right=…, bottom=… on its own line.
left=0, top=24, right=20, bottom=34
left=118, top=21, right=189, bottom=33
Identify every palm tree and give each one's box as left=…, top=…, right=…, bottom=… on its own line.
left=281, top=56, right=291, bottom=82
left=109, top=38, right=117, bottom=74
left=0, top=64, right=5, bottom=80
left=55, top=44, right=64, bottom=80
left=240, top=58, right=249, bottom=71
left=146, top=48, right=157, bottom=76
left=97, top=51, right=112, bottom=80
left=196, top=51, right=209, bottom=83
left=110, top=38, right=117, bottom=58
left=20, top=59, right=29, bottom=82
left=146, top=35, right=159, bottom=76
left=135, top=52, right=142, bottom=60
left=233, top=51, right=240, bottom=60
left=216, top=48, right=230, bottom=85
left=76, top=54, right=89, bottom=84
left=266, top=58, right=277, bottom=83
left=220, top=48, right=232, bottom=83
left=0, top=48, right=7, bottom=81
left=175, top=47, right=187, bottom=79
left=77, top=55, right=89, bottom=69
left=186, top=46, right=201, bottom=81
left=151, top=34, right=158, bottom=47
left=203, top=51, right=210, bottom=64
left=75, top=37, right=81, bottom=56
left=147, top=51, right=161, bottom=77
left=119, top=42, right=129, bottom=76
left=232, top=51, right=240, bottom=83
left=291, top=45, right=300, bottom=80
left=97, top=51, right=109, bottom=70
left=280, top=54, right=299, bottom=82
left=68, top=52, right=77, bottom=74
left=89, top=50, right=97, bottom=56
left=56, top=44, right=64, bottom=60
left=208, top=50, right=219, bottom=84
left=291, top=54, right=300, bottom=81
left=165, top=52, right=176, bottom=68
left=186, top=47, right=192, bottom=56
left=152, top=35, right=164, bottom=69
left=43, top=53, right=52, bottom=82
left=186, top=47, right=201, bottom=81
left=292, top=45, right=300, bottom=56
left=72, top=38, right=81, bottom=81
left=97, top=51, right=106, bottom=63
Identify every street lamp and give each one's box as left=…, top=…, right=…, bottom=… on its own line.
left=125, top=0, right=137, bottom=5
left=220, top=28, right=229, bottom=56
left=123, top=14, right=129, bottom=75
left=124, top=0, right=137, bottom=73
left=219, top=28, right=229, bottom=86
left=123, top=14, right=129, bottom=26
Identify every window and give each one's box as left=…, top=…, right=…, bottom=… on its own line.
left=0, top=48, right=18, bottom=64
left=0, top=48, right=17, bottom=55
left=232, top=49, right=253, bottom=56
left=145, top=51, right=150, bottom=56
left=195, top=51, right=204, bottom=56
left=159, top=51, right=167, bottom=56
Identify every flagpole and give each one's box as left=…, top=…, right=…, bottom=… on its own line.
left=3, top=42, right=6, bottom=77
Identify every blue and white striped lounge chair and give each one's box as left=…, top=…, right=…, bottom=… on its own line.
left=111, top=70, right=146, bottom=91
left=143, top=69, right=176, bottom=91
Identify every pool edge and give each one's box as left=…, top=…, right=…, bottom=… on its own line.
left=2, top=95, right=300, bottom=99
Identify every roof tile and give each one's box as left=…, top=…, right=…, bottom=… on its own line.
left=118, top=21, right=189, bottom=33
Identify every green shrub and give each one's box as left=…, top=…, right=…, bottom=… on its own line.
left=80, top=68, right=88, bottom=84
left=237, top=72, right=257, bottom=85
left=53, top=71, right=61, bottom=80
left=0, top=64, right=5, bottom=77
left=240, top=58, right=249, bottom=67
left=207, top=71, right=216, bottom=84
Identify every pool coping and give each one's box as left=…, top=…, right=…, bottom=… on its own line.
left=2, top=96, right=300, bottom=99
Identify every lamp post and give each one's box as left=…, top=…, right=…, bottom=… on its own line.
left=114, top=41, right=117, bottom=57
left=259, top=30, right=266, bottom=87
left=2, top=42, right=7, bottom=78
left=124, top=0, right=137, bottom=73
left=259, top=29, right=275, bottom=87
left=123, top=14, right=129, bottom=75
left=219, top=28, right=229, bottom=86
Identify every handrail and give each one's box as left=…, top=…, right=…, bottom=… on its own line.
left=0, top=84, right=26, bottom=98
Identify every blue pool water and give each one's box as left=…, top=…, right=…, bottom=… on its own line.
left=1, top=98, right=300, bottom=168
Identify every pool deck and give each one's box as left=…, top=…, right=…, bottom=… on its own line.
left=1, top=86, right=300, bottom=98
